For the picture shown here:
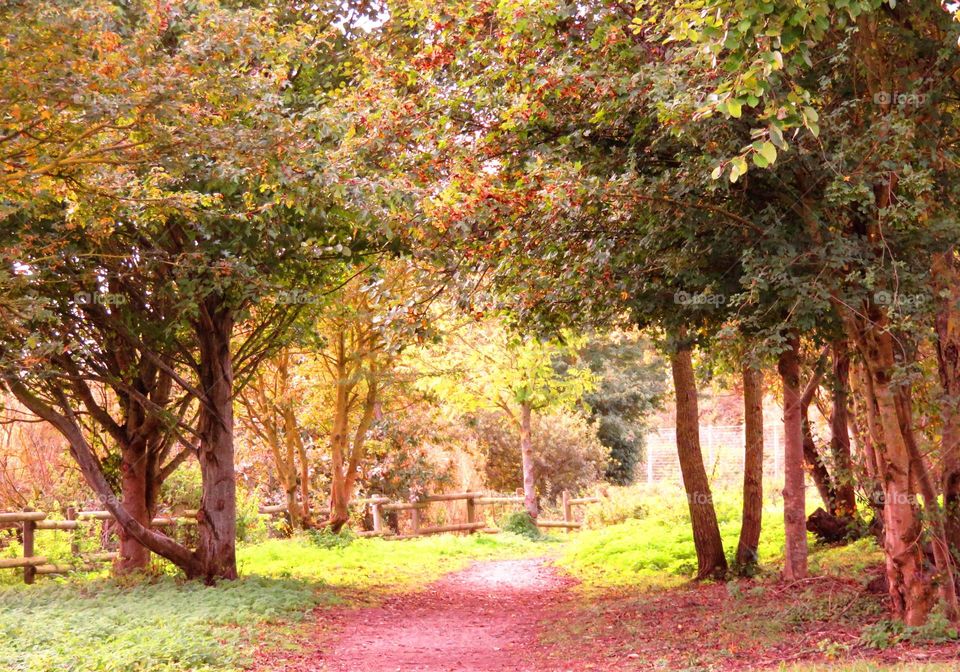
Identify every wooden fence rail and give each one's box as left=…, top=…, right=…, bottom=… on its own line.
left=1, top=490, right=602, bottom=583
left=0, top=505, right=289, bottom=584
left=369, top=490, right=599, bottom=537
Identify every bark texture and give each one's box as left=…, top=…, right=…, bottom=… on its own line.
left=671, top=341, right=726, bottom=580
left=736, top=365, right=764, bottom=569
left=830, top=341, right=856, bottom=517
left=779, top=336, right=808, bottom=581
left=194, top=300, right=238, bottom=582
left=934, top=250, right=960, bottom=558
left=519, top=400, right=538, bottom=519
left=854, top=314, right=935, bottom=625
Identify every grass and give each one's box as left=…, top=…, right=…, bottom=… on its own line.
left=0, top=575, right=323, bottom=672
left=558, top=485, right=788, bottom=587
left=238, top=530, right=542, bottom=589
left=0, top=532, right=541, bottom=672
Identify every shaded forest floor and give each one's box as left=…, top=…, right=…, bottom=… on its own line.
left=252, top=552, right=960, bottom=672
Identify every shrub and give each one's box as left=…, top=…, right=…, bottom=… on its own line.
left=582, top=485, right=648, bottom=527
left=471, top=409, right=607, bottom=502
left=306, top=527, right=355, bottom=550
left=501, top=511, right=546, bottom=540
left=861, top=610, right=960, bottom=650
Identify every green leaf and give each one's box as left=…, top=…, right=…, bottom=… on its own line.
left=729, top=156, right=748, bottom=182
left=759, top=141, right=777, bottom=165
left=727, top=98, right=743, bottom=118
left=769, top=124, right=787, bottom=150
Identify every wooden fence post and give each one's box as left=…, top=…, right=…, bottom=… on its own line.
left=371, top=498, right=383, bottom=534
left=66, top=506, right=79, bottom=556
left=23, top=509, right=35, bottom=585
left=562, top=491, right=572, bottom=533
left=466, top=495, right=476, bottom=533
left=411, top=507, right=421, bottom=536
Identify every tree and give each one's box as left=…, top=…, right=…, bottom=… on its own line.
left=237, top=347, right=312, bottom=530
left=671, top=332, right=728, bottom=580
left=778, top=336, right=808, bottom=581
left=579, top=332, right=666, bottom=485
left=667, top=0, right=960, bottom=623
left=0, top=1, right=372, bottom=580
left=471, top=409, right=607, bottom=501
left=420, top=319, right=594, bottom=518
left=297, top=261, right=433, bottom=532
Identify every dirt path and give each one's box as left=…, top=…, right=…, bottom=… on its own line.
left=254, top=558, right=574, bottom=672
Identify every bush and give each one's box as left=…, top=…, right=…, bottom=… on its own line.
left=860, top=610, right=960, bottom=650
left=582, top=485, right=648, bottom=527
left=306, top=527, right=355, bottom=550
left=236, top=485, right=267, bottom=544
left=501, top=511, right=546, bottom=540
left=471, top=409, right=607, bottom=502
left=160, top=462, right=204, bottom=511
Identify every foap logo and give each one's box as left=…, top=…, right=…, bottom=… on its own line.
left=73, top=291, right=127, bottom=307
left=873, top=91, right=927, bottom=108
left=94, top=491, right=122, bottom=509
left=277, top=289, right=319, bottom=305
left=674, top=290, right=727, bottom=307
left=687, top=492, right=715, bottom=506
left=873, top=291, right=927, bottom=309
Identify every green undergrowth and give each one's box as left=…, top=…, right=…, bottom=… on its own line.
left=0, top=531, right=541, bottom=671
left=238, top=530, right=544, bottom=589
left=808, top=536, right=884, bottom=576
left=0, top=575, right=324, bottom=672
left=501, top=511, right=557, bottom=541
left=558, top=486, right=859, bottom=588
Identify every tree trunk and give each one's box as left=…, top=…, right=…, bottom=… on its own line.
left=194, top=301, right=238, bottom=582
left=830, top=341, right=856, bottom=517
left=4, top=378, right=203, bottom=576
left=282, top=406, right=302, bottom=530
left=894, top=385, right=959, bottom=620
left=778, top=336, right=808, bottom=581
left=736, top=365, right=764, bottom=569
left=670, top=340, right=727, bottom=580
left=285, top=485, right=300, bottom=531
left=851, top=360, right=885, bottom=532
left=520, top=400, right=538, bottom=519
left=299, top=442, right=310, bottom=523
left=934, top=251, right=960, bottom=559
left=857, top=321, right=935, bottom=625
left=801, top=404, right=837, bottom=514
left=327, top=361, right=352, bottom=532
left=116, top=442, right=152, bottom=573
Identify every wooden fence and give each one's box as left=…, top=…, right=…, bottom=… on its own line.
left=0, top=505, right=288, bottom=584
left=368, top=490, right=599, bottom=539
left=0, top=490, right=599, bottom=583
